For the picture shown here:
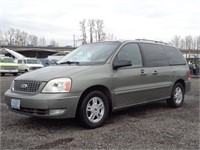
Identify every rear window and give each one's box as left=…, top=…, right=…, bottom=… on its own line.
left=139, top=43, right=169, bottom=67
left=163, top=46, right=186, bottom=65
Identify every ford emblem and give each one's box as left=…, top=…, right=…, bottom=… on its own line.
left=20, top=84, right=28, bottom=88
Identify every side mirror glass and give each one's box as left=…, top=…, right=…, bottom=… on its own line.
left=113, top=59, right=132, bottom=70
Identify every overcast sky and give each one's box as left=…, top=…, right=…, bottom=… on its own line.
left=1, top=0, right=199, bottom=46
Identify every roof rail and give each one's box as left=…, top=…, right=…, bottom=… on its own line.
left=135, top=39, right=168, bottom=45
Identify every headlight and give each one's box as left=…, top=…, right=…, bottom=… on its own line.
left=42, top=78, right=71, bottom=93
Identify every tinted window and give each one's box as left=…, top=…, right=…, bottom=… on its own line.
left=140, top=43, right=169, bottom=67
left=117, top=43, right=142, bottom=67
left=164, top=46, right=186, bottom=65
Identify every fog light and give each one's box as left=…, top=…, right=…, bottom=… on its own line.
left=49, top=109, right=66, bottom=115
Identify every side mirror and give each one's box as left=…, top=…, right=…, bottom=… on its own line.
left=113, top=59, right=132, bottom=70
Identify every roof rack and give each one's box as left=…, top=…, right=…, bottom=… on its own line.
left=135, top=39, right=168, bottom=45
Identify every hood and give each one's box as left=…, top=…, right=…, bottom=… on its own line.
left=15, top=65, right=92, bottom=81
left=4, top=49, right=25, bottom=59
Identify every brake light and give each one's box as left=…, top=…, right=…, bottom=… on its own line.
left=187, top=70, right=191, bottom=80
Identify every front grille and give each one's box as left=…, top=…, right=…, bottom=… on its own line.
left=2, top=66, right=17, bottom=70
left=12, top=107, right=48, bottom=115
left=14, top=80, right=43, bottom=93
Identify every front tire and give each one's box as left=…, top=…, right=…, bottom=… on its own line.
left=166, top=83, right=184, bottom=108
left=78, top=91, right=109, bottom=128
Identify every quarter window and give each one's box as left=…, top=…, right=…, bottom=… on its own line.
left=164, top=46, right=186, bottom=65
left=117, top=43, right=143, bottom=67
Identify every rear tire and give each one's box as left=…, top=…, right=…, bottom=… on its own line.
left=166, top=83, right=184, bottom=108
left=78, top=91, right=109, bottom=128
left=1, top=73, right=5, bottom=76
left=13, top=73, right=18, bottom=76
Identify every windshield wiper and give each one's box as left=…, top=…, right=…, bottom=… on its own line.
left=59, top=61, right=80, bottom=65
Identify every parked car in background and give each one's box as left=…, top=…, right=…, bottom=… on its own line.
left=17, top=58, right=44, bottom=73
left=0, top=55, right=18, bottom=76
left=4, top=40, right=191, bottom=128
left=39, top=58, right=57, bottom=67
left=48, top=51, right=70, bottom=62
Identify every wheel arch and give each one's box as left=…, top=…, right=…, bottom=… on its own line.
left=174, top=79, right=185, bottom=93
left=76, top=85, right=113, bottom=117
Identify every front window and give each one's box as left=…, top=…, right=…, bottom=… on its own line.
left=26, top=59, right=40, bottom=64
left=58, top=42, right=121, bottom=65
left=0, top=58, right=14, bottom=63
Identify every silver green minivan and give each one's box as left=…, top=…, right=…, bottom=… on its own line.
left=4, top=40, right=191, bottom=128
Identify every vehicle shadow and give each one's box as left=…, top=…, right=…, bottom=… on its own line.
left=107, top=101, right=172, bottom=124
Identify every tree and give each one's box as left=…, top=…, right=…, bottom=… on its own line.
left=14, top=29, right=21, bottom=45
left=171, top=35, right=181, bottom=48
left=80, top=19, right=87, bottom=45
left=0, top=29, right=4, bottom=45
left=180, top=39, right=185, bottom=50
left=50, top=39, right=56, bottom=46
left=95, top=19, right=106, bottom=42
left=197, top=35, right=200, bottom=50
left=185, top=35, right=193, bottom=50
left=88, top=19, right=95, bottom=43
left=7, top=28, right=15, bottom=45
left=28, top=35, right=38, bottom=46
left=38, top=37, right=46, bottom=46
left=20, top=31, right=28, bottom=46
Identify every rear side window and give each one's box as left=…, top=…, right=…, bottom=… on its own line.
left=139, top=43, right=169, bottom=67
left=164, top=46, right=186, bottom=65
left=117, top=43, right=143, bottom=67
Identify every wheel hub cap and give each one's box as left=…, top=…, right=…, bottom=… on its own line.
left=174, top=87, right=183, bottom=104
left=86, top=97, right=105, bottom=123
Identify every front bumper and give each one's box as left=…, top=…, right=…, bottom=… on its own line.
left=0, top=69, right=18, bottom=73
left=4, top=89, right=81, bottom=119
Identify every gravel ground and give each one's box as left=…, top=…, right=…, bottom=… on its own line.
left=0, top=75, right=199, bottom=149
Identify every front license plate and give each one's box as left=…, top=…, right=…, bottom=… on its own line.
left=11, top=99, right=20, bottom=109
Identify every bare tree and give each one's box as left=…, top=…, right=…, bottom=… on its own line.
left=106, top=33, right=115, bottom=41
left=28, top=35, right=38, bottom=46
left=171, top=35, right=181, bottom=48
left=95, top=20, right=106, bottom=42
left=38, top=37, right=46, bottom=46
left=197, top=35, right=200, bottom=50
left=88, top=19, right=95, bottom=43
left=185, top=35, right=193, bottom=50
left=50, top=39, right=56, bottom=46
left=7, top=28, right=15, bottom=45
left=0, top=29, right=4, bottom=45
left=180, top=39, right=185, bottom=50
left=80, top=19, right=87, bottom=45
left=20, top=31, right=28, bottom=46
left=14, top=29, right=21, bottom=45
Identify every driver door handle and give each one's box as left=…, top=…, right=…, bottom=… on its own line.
left=152, top=70, right=158, bottom=75
left=140, top=69, right=147, bottom=76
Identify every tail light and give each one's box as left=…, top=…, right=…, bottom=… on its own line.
left=187, top=70, right=191, bottom=80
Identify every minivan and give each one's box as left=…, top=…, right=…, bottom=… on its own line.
left=4, top=40, right=191, bottom=128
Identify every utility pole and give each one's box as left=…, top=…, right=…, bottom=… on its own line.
left=73, top=35, right=75, bottom=48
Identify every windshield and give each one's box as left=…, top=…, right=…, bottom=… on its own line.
left=0, top=57, right=14, bottom=63
left=58, top=42, right=120, bottom=64
left=26, top=59, right=40, bottom=64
